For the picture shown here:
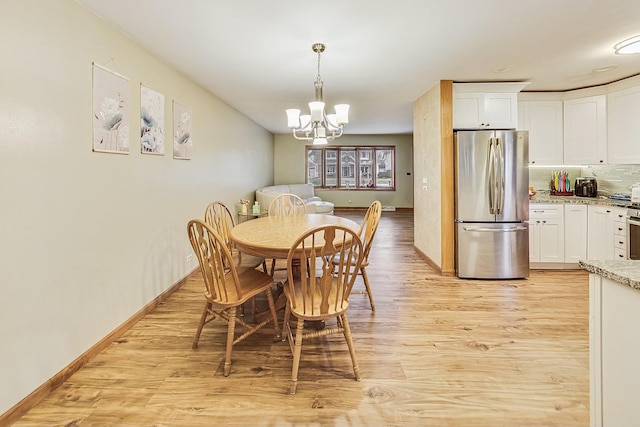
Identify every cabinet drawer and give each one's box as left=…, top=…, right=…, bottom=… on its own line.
left=530, top=205, right=563, bottom=219
left=614, top=223, right=627, bottom=235
left=614, top=212, right=627, bottom=223
left=614, top=247, right=627, bottom=260
left=615, top=235, right=627, bottom=249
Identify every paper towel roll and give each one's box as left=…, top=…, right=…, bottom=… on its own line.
left=632, top=187, right=640, bottom=203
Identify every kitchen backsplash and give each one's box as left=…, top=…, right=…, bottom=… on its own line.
left=529, top=164, right=640, bottom=196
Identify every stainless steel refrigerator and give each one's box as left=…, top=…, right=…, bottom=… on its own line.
left=454, top=130, right=529, bottom=279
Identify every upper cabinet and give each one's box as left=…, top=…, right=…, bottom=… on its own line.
left=607, top=86, right=640, bottom=164
left=518, top=100, right=563, bottom=165
left=563, top=95, right=607, bottom=165
left=453, top=83, right=529, bottom=129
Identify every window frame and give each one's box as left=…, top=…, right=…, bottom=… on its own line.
left=305, top=145, right=396, bottom=190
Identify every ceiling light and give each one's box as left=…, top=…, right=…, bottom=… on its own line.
left=593, top=64, right=618, bottom=73
left=614, top=35, right=640, bottom=54
left=492, top=65, right=514, bottom=73
left=286, top=43, right=349, bottom=145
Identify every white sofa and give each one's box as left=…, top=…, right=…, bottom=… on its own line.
left=255, top=183, right=334, bottom=214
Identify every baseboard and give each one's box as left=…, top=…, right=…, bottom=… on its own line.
left=413, top=245, right=455, bottom=276
left=530, top=262, right=584, bottom=270
left=0, top=268, right=199, bottom=426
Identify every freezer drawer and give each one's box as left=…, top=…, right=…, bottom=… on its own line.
left=456, top=222, right=529, bottom=279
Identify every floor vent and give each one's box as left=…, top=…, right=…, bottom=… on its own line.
left=381, top=205, right=396, bottom=211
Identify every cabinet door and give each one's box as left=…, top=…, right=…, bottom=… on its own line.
left=519, top=101, right=564, bottom=165
left=564, top=96, right=607, bottom=165
left=588, top=206, right=615, bottom=260
left=607, top=86, right=640, bottom=164
left=529, top=221, right=540, bottom=262
left=529, top=204, right=564, bottom=264
left=539, top=218, right=565, bottom=263
left=453, top=93, right=484, bottom=129
left=564, top=204, right=587, bottom=263
left=484, top=93, right=517, bottom=129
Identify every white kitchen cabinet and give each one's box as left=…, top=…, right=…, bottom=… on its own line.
left=613, top=210, right=628, bottom=260
left=453, top=92, right=518, bottom=129
left=529, top=204, right=564, bottom=263
left=564, top=204, right=587, bottom=263
left=589, top=274, right=640, bottom=427
left=563, top=95, right=607, bottom=165
left=587, top=205, right=626, bottom=260
left=518, top=100, right=564, bottom=165
left=607, top=85, right=640, bottom=164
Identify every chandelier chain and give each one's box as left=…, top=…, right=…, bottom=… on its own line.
left=316, top=49, right=322, bottom=85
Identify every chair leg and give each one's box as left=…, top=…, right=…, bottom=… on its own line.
left=192, top=301, right=211, bottom=349
left=265, top=288, right=281, bottom=339
left=270, top=258, right=277, bottom=276
left=282, top=304, right=291, bottom=342
left=262, top=260, right=268, bottom=274
left=290, top=319, right=305, bottom=395
left=360, top=267, right=375, bottom=311
left=223, top=307, right=237, bottom=377
left=340, top=313, right=361, bottom=381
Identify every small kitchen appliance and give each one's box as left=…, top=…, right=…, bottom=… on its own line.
left=574, top=177, right=598, bottom=198
left=632, top=186, right=640, bottom=205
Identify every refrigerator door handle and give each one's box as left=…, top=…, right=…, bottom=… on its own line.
left=495, top=137, right=505, bottom=215
left=463, top=225, right=528, bottom=232
left=487, top=138, right=496, bottom=214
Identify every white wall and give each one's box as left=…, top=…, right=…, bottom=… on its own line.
left=274, top=133, right=414, bottom=208
left=0, top=0, right=273, bottom=414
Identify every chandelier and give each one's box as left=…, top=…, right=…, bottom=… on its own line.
left=286, top=43, right=349, bottom=145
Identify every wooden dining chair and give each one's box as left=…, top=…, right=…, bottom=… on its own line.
left=187, top=219, right=281, bottom=376
left=205, top=201, right=269, bottom=318
left=332, top=200, right=382, bottom=311
left=267, top=193, right=307, bottom=217
left=267, top=194, right=307, bottom=276
left=204, top=201, right=268, bottom=274
left=282, top=224, right=364, bottom=394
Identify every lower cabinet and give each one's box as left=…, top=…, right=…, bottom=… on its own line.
left=587, top=205, right=627, bottom=261
left=564, top=204, right=588, bottom=263
left=529, top=204, right=564, bottom=263
left=530, top=203, right=626, bottom=268
left=613, top=211, right=628, bottom=260
left=590, top=274, right=640, bottom=427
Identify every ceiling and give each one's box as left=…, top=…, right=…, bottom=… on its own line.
left=77, top=0, right=640, bottom=135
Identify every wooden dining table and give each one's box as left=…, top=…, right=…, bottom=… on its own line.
left=231, top=214, right=360, bottom=261
left=231, top=214, right=360, bottom=325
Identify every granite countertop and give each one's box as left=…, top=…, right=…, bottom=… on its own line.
left=579, top=260, right=640, bottom=290
left=530, top=191, right=631, bottom=207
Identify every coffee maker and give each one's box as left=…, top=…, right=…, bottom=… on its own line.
left=574, top=177, right=598, bottom=197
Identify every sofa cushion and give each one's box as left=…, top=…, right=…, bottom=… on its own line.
left=307, top=200, right=334, bottom=214
left=255, top=183, right=333, bottom=215
left=289, top=183, right=315, bottom=199
left=261, top=185, right=290, bottom=195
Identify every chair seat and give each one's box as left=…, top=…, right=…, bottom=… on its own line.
left=207, top=268, right=274, bottom=307
left=231, top=251, right=265, bottom=270
left=283, top=280, right=349, bottom=320
left=332, top=253, right=369, bottom=269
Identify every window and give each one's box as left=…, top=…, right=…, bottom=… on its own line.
left=306, top=146, right=395, bottom=190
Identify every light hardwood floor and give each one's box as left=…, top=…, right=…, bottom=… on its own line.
left=14, top=209, right=590, bottom=426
